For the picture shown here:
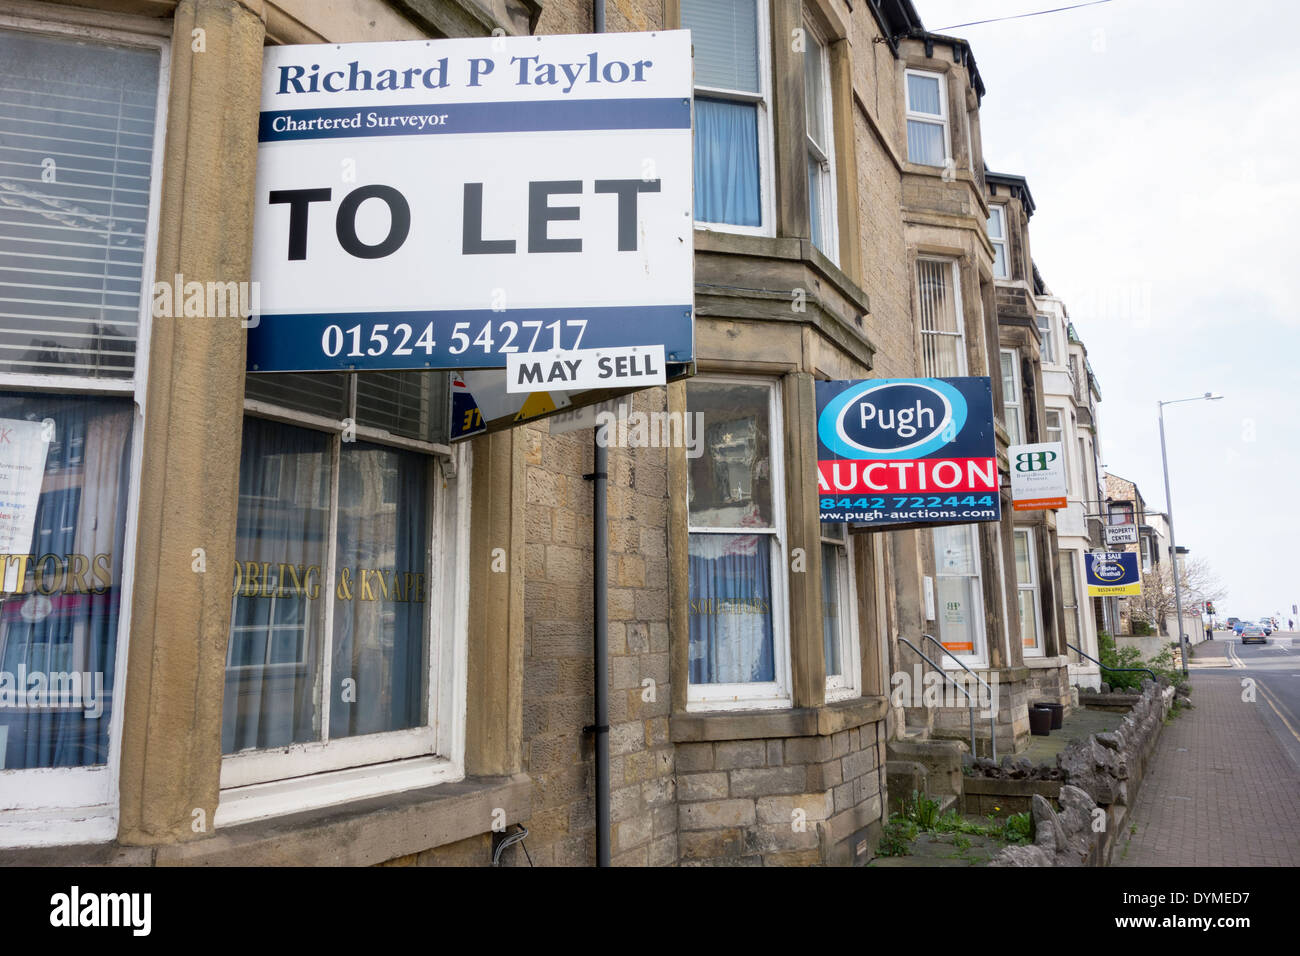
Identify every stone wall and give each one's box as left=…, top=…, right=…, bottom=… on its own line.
left=675, top=719, right=885, bottom=866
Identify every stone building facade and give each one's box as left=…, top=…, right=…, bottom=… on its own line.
left=0, top=0, right=1107, bottom=866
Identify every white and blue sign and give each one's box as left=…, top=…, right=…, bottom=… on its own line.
left=1085, top=551, right=1141, bottom=596
left=247, top=32, right=694, bottom=373
left=816, top=377, right=999, bottom=526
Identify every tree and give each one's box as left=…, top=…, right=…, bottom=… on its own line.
left=1130, top=556, right=1227, bottom=635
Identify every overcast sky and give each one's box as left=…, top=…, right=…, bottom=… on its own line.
left=911, top=0, right=1300, bottom=620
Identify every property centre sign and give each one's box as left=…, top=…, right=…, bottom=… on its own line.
left=1085, top=551, right=1141, bottom=596
left=816, top=378, right=1000, bottom=526
left=1009, top=441, right=1066, bottom=511
left=246, top=31, right=694, bottom=374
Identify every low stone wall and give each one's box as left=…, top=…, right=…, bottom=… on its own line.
left=988, top=680, right=1175, bottom=866
left=963, top=776, right=1062, bottom=816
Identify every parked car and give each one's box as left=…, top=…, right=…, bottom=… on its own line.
left=1233, top=620, right=1248, bottom=636
left=1257, top=618, right=1274, bottom=636
left=1241, top=624, right=1268, bottom=645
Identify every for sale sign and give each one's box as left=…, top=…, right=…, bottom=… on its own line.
left=816, top=377, right=1000, bottom=526
left=1009, top=441, right=1066, bottom=510
left=246, top=31, right=694, bottom=374
left=1085, top=551, right=1141, bottom=596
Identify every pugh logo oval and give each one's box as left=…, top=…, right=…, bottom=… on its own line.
left=819, top=379, right=967, bottom=461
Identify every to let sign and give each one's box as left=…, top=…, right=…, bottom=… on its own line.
left=816, top=377, right=1000, bottom=526
left=246, top=31, right=694, bottom=373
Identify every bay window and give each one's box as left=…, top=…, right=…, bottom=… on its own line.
left=1014, top=528, right=1043, bottom=656
left=0, top=19, right=166, bottom=845
left=905, top=69, right=949, bottom=167
left=683, top=0, right=772, bottom=232
left=803, top=16, right=837, bottom=262
left=219, top=371, right=467, bottom=826
left=685, top=377, right=789, bottom=709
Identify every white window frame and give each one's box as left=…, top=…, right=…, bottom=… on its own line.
left=917, top=257, right=968, bottom=377
left=0, top=9, right=170, bottom=849
left=987, top=205, right=1009, bottom=279
left=803, top=13, right=838, bottom=264
left=215, top=388, right=470, bottom=827
left=1036, top=314, right=1056, bottom=364
left=689, top=0, right=776, bottom=238
left=1015, top=527, right=1044, bottom=658
left=1000, top=348, right=1025, bottom=446
left=904, top=68, right=950, bottom=168
left=1140, top=535, right=1153, bottom=574
left=820, top=523, right=860, bottom=702
left=934, top=522, right=988, bottom=669
left=686, top=375, right=791, bottom=711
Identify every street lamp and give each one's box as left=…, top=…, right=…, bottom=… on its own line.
left=1158, top=392, right=1223, bottom=674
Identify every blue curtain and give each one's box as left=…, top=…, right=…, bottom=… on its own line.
left=694, top=97, right=761, bottom=227
left=0, top=394, right=132, bottom=769
left=688, top=533, right=774, bottom=684
left=223, top=417, right=330, bottom=754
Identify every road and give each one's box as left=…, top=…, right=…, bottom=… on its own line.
left=1113, top=635, right=1300, bottom=866
left=1195, top=632, right=1300, bottom=772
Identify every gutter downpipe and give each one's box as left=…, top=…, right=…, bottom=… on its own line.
left=590, top=0, right=610, bottom=869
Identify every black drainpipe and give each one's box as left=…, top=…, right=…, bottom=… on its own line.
left=588, top=0, right=610, bottom=871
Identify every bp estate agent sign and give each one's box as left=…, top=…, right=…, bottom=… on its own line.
left=1085, top=551, right=1141, bottom=597
left=1009, top=441, right=1066, bottom=511
left=816, top=378, right=1000, bottom=526
left=246, top=32, right=694, bottom=374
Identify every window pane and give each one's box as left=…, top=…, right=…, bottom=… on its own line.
left=224, top=418, right=330, bottom=753
left=821, top=542, right=842, bottom=678
left=330, top=442, right=429, bottom=738
left=688, top=532, right=774, bottom=684
left=686, top=381, right=773, bottom=528
left=683, top=0, right=760, bottom=93
left=936, top=576, right=978, bottom=654
left=1036, top=316, right=1055, bottom=363
left=803, top=31, right=827, bottom=149
left=1046, top=409, right=1062, bottom=445
left=1019, top=589, right=1039, bottom=649
left=0, top=393, right=133, bottom=769
left=986, top=208, right=1004, bottom=240
left=934, top=523, right=976, bottom=576
left=907, top=119, right=946, bottom=166
left=992, top=240, right=1008, bottom=279
left=808, top=153, right=824, bottom=251
left=1014, top=531, right=1032, bottom=583
left=245, top=372, right=350, bottom=419
left=356, top=370, right=449, bottom=444
left=694, top=97, right=761, bottom=226
left=0, top=30, right=159, bottom=379
left=1001, top=351, right=1016, bottom=401
left=906, top=73, right=942, bottom=115
left=917, top=260, right=962, bottom=377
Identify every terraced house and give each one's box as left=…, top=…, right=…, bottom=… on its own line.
left=0, top=0, right=1100, bottom=866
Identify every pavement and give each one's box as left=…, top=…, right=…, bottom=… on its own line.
left=1113, top=637, right=1300, bottom=866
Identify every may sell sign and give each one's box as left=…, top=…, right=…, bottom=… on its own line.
left=816, top=377, right=1000, bottom=526
left=1009, top=441, right=1066, bottom=511
left=1085, top=551, right=1141, bottom=597
left=246, top=31, right=694, bottom=374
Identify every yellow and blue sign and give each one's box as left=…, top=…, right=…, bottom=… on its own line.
left=1085, top=551, right=1141, bottom=596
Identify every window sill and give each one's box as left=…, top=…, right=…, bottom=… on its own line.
left=1024, top=654, right=1069, bottom=669
left=159, top=772, right=532, bottom=866
left=671, top=695, right=887, bottom=743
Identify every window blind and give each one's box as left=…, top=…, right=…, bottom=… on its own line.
left=0, top=29, right=159, bottom=379
left=682, top=0, right=759, bottom=93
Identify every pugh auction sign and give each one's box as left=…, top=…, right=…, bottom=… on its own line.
left=816, top=377, right=1000, bottom=526
left=246, top=31, right=694, bottom=374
